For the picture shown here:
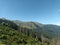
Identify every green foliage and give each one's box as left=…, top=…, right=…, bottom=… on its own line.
left=0, top=18, right=60, bottom=45
left=0, top=19, right=18, bottom=30
left=0, top=25, right=40, bottom=45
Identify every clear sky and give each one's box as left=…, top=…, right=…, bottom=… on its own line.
left=0, top=0, right=60, bottom=25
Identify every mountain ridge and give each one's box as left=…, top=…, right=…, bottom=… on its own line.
left=0, top=18, right=60, bottom=45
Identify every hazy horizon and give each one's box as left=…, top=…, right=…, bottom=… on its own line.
left=0, top=0, right=60, bottom=25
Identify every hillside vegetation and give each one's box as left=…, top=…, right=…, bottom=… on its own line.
left=0, top=18, right=60, bottom=45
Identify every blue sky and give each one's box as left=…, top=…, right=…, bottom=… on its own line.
left=0, top=0, right=60, bottom=25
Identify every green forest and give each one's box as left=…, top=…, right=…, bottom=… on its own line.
left=0, top=18, right=60, bottom=45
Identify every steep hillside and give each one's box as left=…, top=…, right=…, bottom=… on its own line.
left=0, top=18, right=18, bottom=30
left=0, top=18, right=60, bottom=39
left=0, top=18, right=60, bottom=45
left=14, top=20, right=60, bottom=38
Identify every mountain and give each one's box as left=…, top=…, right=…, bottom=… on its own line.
left=0, top=18, right=60, bottom=38
left=13, top=20, right=60, bottom=37
left=0, top=18, right=40, bottom=45
left=0, top=18, right=60, bottom=45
